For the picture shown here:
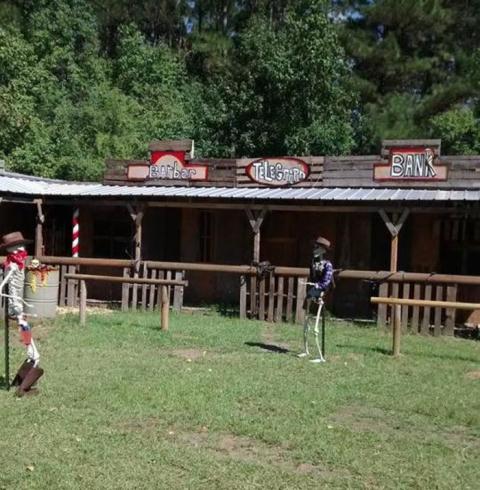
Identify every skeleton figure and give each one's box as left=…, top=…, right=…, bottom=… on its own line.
left=0, top=232, right=44, bottom=396
left=298, top=236, right=333, bottom=363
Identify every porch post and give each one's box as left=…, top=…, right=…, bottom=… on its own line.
left=127, top=203, right=146, bottom=309
left=379, top=208, right=410, bottom=272
left=246, top=207, right=267, bottom=262
left=245, top=207, right=268, bottom=318
left=34, top=198, right=45, bottom=257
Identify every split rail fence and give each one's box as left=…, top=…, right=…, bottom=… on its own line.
left=35, top=256, right=480, bottom=336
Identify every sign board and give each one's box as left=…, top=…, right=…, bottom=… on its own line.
left=374, top=146, right=447, bottom=181
left=127, top=147, right=208, bottom=182
left=246, top=158, right=309, bottom=186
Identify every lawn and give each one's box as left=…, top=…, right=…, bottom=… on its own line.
left=1, top=309, right=479, bottom=489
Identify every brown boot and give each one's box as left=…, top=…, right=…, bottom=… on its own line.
left=11, top=359, right=34, bottom=387
left=16, top=366, right=44, bottom=397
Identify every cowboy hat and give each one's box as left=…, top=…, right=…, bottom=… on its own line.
left=0, top=231, right=33, bottom=251
left=314, top=236, right=331, bottom=250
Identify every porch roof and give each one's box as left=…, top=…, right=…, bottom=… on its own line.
left=1, top=171, right=479, bottom=202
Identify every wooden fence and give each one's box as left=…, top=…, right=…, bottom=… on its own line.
left=375, top=281, right=457, bottom=336
left=57, top=263, right=186, bottom=312
left=240, top=272, right=307, bottom=324
left=37, top=256, right=480, bottom=335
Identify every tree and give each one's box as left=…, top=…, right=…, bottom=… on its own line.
left=336, top=0, right=480, bottom=152
left=205, top=0, right=355, bottom=157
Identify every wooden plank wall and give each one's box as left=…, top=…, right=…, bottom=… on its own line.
left=375, top=281, right=458, bottom=335
left=105, top=155, right=480, bottom=189
left=323, top=155, right=480, bottom=188
left=103, top=159, right=237, bottom=187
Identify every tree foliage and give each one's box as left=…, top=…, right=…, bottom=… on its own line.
left=0, top=0, right=479, bottom=180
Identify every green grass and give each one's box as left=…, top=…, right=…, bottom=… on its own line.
left=1, top=309, right=479, bottom=489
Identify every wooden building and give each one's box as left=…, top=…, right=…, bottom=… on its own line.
left=0, top=139, right=479, bottom=321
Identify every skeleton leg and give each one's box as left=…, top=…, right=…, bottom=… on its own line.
left=18, top=316, right=40, bottom=367
left=310, top=298, right=326, bottom=363
left=298, top=298, right=312, bottom=357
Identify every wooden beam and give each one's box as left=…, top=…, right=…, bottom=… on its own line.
left=64, top=273, right=187, bottom=286
left=246, top=207, right=267, bottom=262
left=41, top=198, right=479, bottom=216
left=127, top=204, right=146, bottom=309
left=371, top=296, right=480, bottom=310
left=34, top=198, right=45, bottom=257
left=379, top=208, right=410, bottom=272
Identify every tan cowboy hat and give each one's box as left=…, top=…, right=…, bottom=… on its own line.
left=314, top=236, right=331, bottom=250
left=0, top=231, right=32, bottom=251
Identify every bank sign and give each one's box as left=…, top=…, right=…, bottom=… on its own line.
left=374, top=147, right=447, bottom=181
left=246, top=158, right=309, bottom=186
left=127, top=151, right=208, bottom=181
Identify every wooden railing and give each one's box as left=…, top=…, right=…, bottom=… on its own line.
left=37, top=256, right=480, bottom=335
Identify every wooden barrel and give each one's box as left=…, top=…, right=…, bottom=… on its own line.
left=24, top=267, right=60, bottom=318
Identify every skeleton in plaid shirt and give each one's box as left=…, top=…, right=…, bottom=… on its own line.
left=298, top=236, right=333, bottom=363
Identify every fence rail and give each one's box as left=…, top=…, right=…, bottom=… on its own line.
left=31, top=256, right=480, bottom=335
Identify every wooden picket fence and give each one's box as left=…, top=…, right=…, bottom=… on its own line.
left=239, top=273, right=307, bottom=324
left=57, top=263, right=186, bottom=312
left=376, top=281, right=458, bottom=336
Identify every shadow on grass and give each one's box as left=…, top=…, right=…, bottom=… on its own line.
left=214, top=304, right=239, bottom=318
left=337, top=343, right=479, bottom=362
left=0, top=375, right=10, bottom=390
left=244, top=342, right=290, bottom=354
left=336, top=344, right=391, bottom=356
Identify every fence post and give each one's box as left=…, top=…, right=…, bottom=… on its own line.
left=239, top=275, right=247, bottom=319
left=173, top=271, right=183, bottom=311
left=79, top=280, right=87, bottom=326
left=161, top=285, right=169, bottom=331
left=295, top=277, right=306, bottom=324
left=393, top=304, right=401, bottom=357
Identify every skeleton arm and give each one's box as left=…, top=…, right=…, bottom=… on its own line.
left=0, top=268, right=14, bottom=293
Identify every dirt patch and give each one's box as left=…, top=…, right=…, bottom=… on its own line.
left=330, top=405, right=392, bottom=434
left=172, top=430, right=349, bottom=479
left=465, top=370, right=480, bottom=380
left=170, top=349, right=208, bottom=361
left=441, top=426, right=480, bottom=449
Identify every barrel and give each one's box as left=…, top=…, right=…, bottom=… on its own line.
left=24, top=267, right=60, bottom=318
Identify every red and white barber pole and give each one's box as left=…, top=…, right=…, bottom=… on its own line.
left=72, top=208, right=79, bottom=257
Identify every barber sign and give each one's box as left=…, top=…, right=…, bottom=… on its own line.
left=374, top=146, right=448, bottom=181
left=246, top=158, right=309, bottom=186
left=127, top=150, right=208, bottom=181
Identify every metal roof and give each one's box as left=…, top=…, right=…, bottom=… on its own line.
left=0, top=172, right=479, bottom=202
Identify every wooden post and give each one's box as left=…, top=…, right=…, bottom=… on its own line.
left=390, top=234, right=398, bottom=272
left=127, top=204, right=146, bottom=310
left=245, top=207, right=267, bottom=320
left=79, top=280, right=87, bottom=326
left=121, top=267, right=130, bottom=311
left=393, top=304, right=401, bottom=357
left=34, top=199, right=45, bottom=257
left=379, top=208, right=410, bottom=272
left=239, top=275, right=247, bottom=319
left=161, top=285, right=169, bottom=331
left=246, top=207, right=267, bottom=262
